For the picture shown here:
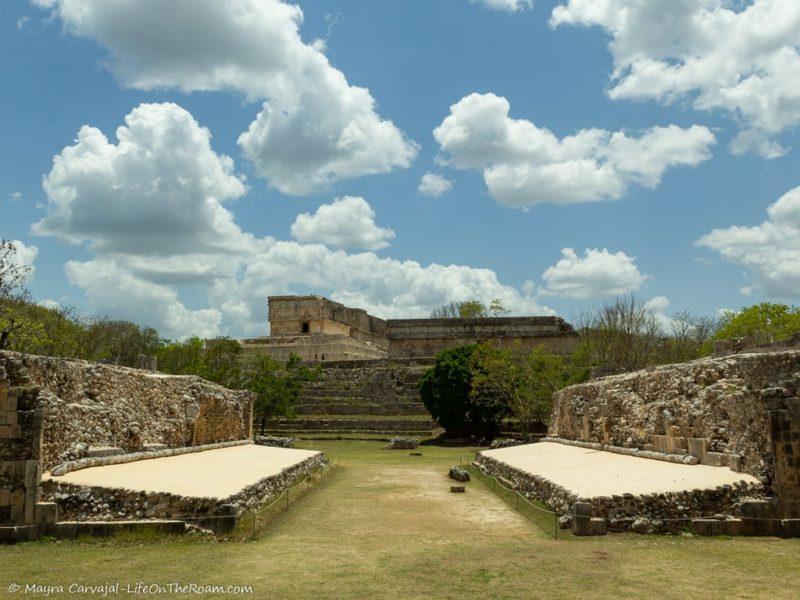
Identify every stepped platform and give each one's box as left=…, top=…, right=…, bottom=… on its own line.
left=481, top=442, right=759, bottom=498
left=477, top=442, right=764, bottom=533
left=280, top=358, right=437, bottom=435
left=41, top=444, right=324, bottom=524
left=268, top=414, right=439, bottom=436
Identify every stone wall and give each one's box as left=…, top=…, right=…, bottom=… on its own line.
left=475, top=449, right=766, bottom=534
left=550, top=350, right=800, bottom=517
left=0, top=351, right=254, bottom=525
left=238, top=334, right=387, bottom=363
left=385, top=316, right=579, bottom=359
left=0, top=378, right=43, bottom=525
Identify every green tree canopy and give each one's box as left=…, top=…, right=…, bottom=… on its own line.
left=419, top=344, right=507, bottom=436
left=713, top=303, right=800, bottom=346
left=471, top=344, right=580, bottom=439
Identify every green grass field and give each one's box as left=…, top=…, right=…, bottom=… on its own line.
left=1, top=440, right=798, bottom=599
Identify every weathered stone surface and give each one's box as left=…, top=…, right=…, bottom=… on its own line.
left=0, top=351, right=254, bottom=471
left=489, top=438, right=525, bottom=450
left=475, top=450, right=764, bottom=534
left=254, top=435, right=296, bottom=448
left=0, top=350, right=255, bottom=527
left=385, top=437, right=419, bottom=450
left=550, top=349, right=800, bottom=518
left=448, top=465, right=470, bottom=482
left=41, top=452, right=326, bottom=523
left=231, top=295, right=579, bottom=362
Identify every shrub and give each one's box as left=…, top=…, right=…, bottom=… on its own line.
left=419, top=345, right=507, bottom=436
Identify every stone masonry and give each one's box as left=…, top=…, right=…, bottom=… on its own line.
left=0, top=350, right=254, bottom=528
left=233, top=295, right=579, bottom=363
left=549, top=349, right=800, bottom=518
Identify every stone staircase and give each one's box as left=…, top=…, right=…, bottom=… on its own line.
left=267, top=358, right=440, bottom=436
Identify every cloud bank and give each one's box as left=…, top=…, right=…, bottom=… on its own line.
left=434, top=93, right=715, bottom=207
left=550, top=0, right=800, bottom=157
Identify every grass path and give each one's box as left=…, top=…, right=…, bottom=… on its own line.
left=1, top=440, right=799, bottom=599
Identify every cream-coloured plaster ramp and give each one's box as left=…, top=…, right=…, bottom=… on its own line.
left=481, top=442, right=759, bottom=498
left=43, top=445, right=320, bottom=499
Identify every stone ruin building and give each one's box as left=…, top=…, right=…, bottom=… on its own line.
left=477, top=347, right=800, bottom=536
left=225, top=295, right=580, bottom=437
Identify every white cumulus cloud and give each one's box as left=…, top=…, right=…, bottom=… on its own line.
left=9, top=240, right=39, bottom=282
left=550, top=0, right=800, bottom=157
left=541, top=247, right=649, bottom=298
left=34, top=0, right=417, bottom=194
left=34, top=102, right=252, bottom=258
left=474, top=0, right=532, bottom=12
left=433, top=93, right=715, bottom=207
left=34, top=104, right=552, bottom=338
left=32, top=103, right=267, bottom=338
left=418, top=172, right=453, bottom=197
left=697, top=186, right=800, bottom=299
left=66, top=259, right=222, bottom=339
left=290, top=196, right=395, bottom=251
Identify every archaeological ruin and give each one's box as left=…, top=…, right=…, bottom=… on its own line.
left=0, top=350, right=324, bottom=542
left=476, top=348, right=800, bottom=536
left=233, top=295, right=579, bottom=436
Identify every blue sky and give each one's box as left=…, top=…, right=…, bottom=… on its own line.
left=2, top=0, right=799, bottom=339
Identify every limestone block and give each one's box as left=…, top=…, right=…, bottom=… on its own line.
left=10, top=505, right=24, bottom=522
left=10, top=488, right=25, bottom=507
left=692, top=518, right=725, bottom=536
left=0, top=425, right=9, bottom=439
left=666, top=436, right=688, bottom=454
left=86, top=446, right=124, bottom=458
left=652, top=435, right=668, bottom=453
left=724, top=518, right=744, bottom=536
left=687, top=438, right=707, bottom=461
left=704, top=452, right=728, bottom=468
left=0, top=488, right=9, bottom=506
left=728, top=454, right=743, bottom=472
left=590, top=517, right=608, bottom=535
left=34, top=502, right=57, bottom=524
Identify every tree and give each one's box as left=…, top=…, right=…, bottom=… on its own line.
left=419, top=345, right=506, bottom=436
left=246, top=353, right=320, bottom=435
left=156, top=337, right=205, bottom=376
left=712, top=303, right=800, bottom=346
left=198, top=338, right=246, bottom=389
left=663, top=310, right=719, bottom=362
left=79, top=318, right=161, bottom=367
left=489, top=298, right=510, bottom=317
left=0, top=240, right=32, bottom=350
left=430, top=299, right=488, bottom=319
left=458, top=300, right=487, bottom=318
left=573, top=295, right=663, bottom=374
left=470, top=344, right=575, bottom=440
left=157, top=341, right=319, bottom=433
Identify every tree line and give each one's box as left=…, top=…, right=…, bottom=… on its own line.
left=0, top=240, right=317, bottom=431
left=421, top=295, right=800, bottom=438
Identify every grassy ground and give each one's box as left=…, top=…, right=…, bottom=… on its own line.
left=1, top=440, right=798, bottom=599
